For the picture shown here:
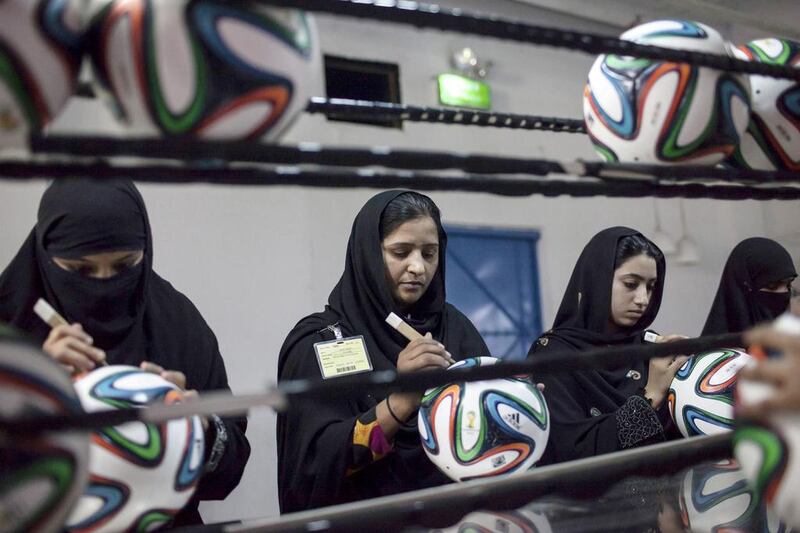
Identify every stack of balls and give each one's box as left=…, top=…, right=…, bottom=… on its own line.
left=0, top=333, right=88, bottom=533
left=733, top=314, right=800, bottom=530
left=583, top=19, right=800, bottom=170
left=0, top=0, right=322, bottom=150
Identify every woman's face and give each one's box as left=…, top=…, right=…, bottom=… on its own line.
left=382, top=216, right=440, bottom=311
left=609, top=253, right=658, bottom=330
left=53, top=250, right=144, bottom=279
left=759, top=276, right=795, bottom=293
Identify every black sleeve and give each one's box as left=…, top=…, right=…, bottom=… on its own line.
left=193, top=332, right=251, bottom=501
left=529, top=339, right=664, bottom=464
left=277, top=333, right=366, bottom=513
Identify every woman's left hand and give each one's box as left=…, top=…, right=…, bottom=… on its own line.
left=140, top=361, right=208, bottom=430
left=140, top=360, right=187, bottom=388
left=644, top=334, right=690, bottom=408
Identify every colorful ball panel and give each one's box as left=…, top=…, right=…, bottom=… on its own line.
left=0, top=335, right=89, bottom=533
left=86, top=0, right=322, bottom=141
left=583, top=19, right=750, bottom=165
left=66, top=365, right=204, bottom=533
left=0, top=0, right=83, bottom=148
left=668, top=348, right=752, bottom=437
left=729, top=38, right=800, bottom=171
left=418, top=357, right=550, bottom=482
left=735, top=379, right=800, bottom=530
left=679, top=459, right=764, bottom=532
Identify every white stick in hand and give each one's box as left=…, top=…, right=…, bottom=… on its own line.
left=34, top=298, right=108, bottom=366
left=386, top=312, right=455, bottom=364
left=385, top=312, right=423, bottom=341
left=34, top=298, right=69, bottom=328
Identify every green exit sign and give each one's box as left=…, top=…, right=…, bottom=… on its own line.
left=437, top=73, right=492, bottom=110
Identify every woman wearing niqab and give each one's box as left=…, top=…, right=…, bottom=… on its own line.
left=0, top=179, right=250, bottom=526
left=702, top=237, right=797, bottom=335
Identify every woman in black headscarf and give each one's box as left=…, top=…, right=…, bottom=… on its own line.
left=702, top=237, right=797, bottom=335
left=276, top=190, right=489, bottom=513
left=0, top=179, right=250, bottom=526
left=528, top=227, right=687, bottom=464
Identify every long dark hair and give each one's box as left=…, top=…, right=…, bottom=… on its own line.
left=614, top=234, right=663, bottom=269
left=379, top=191, right=443, bottom=240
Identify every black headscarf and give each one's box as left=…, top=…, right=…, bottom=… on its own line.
left=549, top=226, right=665, bottom=350
left=277, top=190, right=489, bottom=513
left=0, top=179, right=250, bottom=525
left=702, top=237, right=797, bottom=335
left=528, top=227, right=669, bottom=463
left=0, top=179, right=149, bottom=356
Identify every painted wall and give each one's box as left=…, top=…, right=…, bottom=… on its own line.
left=0, top=0, right=797, bottom=523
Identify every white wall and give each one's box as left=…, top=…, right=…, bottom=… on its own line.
left=1, top=0, right=798, bottom=523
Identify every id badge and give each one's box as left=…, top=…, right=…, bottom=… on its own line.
left=314, top=336, right=373, bottom=379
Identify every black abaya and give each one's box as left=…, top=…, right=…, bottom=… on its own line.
left=276, top=190, right=488, bottom=513
left=0, top=179, right=250, bottom=525
left=528, top=227, right=672, bottom=464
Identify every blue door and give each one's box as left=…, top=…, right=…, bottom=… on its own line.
left=445, top=226, right=543, bottom=360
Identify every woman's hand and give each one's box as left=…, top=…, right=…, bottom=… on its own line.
left=140, top=361, right=208, bottom=430
left=140, top=361, right=187, bottom=388
left=396, top=332, right=453, bottom=373
left=644, top=334, right=690, bottom=408
left=391, top=333, right=452, bottom=416
left=42, top=323, right=106, bottom=374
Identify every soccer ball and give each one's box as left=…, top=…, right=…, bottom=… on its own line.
left=729, top=38, right=800, bottom=170
left=0, top=0, right=83, bottom=148
left=583, top=19, right=750, bottom=164
left=430, top=509, right=553, bottom=533
left=668, top=348, right=753, bottom=437
left=734, top=368, right=800, bottom=529
left=85, top=0, right=322, bottom=140
left=418, top=357, right=550, bottom=482
left=66, top=365, right=205, bottom=532
left=0, top=333, right=89, bottom=533
left=678, top=459, right=781, bottom=532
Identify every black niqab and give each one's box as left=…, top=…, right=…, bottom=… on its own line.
left=0, top=179, right=150, bottom=356
left=276, top=190, right=489, bottom=513
left=0, top=179, right=250, bottom=525
left=702, top=237, right=796, bottom=335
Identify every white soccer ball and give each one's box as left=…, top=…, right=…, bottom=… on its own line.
left=0, top=0, right=83, bottom=149
left=86, top=0, right=322, bottom=140
left=66, top=365, right=205, bottom=532
left=729, top=38, right=800, bottom=170
left=678, top=459, right=784, bottom=532
left=734, top=380, right=800, bottom=530
left=418, top=357, right=550, bottom=482
left=733, top=314, right=800, bottom=530
left=583, top=19, right=750, bottom=165
left=668, top=348, right=753, bottom=437
left=0, top=334, right=89, bottom=533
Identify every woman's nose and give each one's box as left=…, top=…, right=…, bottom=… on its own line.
left=634, top=286, right=650, bottom=306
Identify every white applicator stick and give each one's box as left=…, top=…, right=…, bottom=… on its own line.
left=385, top=312, right=424, bottom=341
left=34, top=298, right=69, bottom=328
left=34, top=298, right=107, bottom=366
left=386, top=312, right=455, bottom=364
